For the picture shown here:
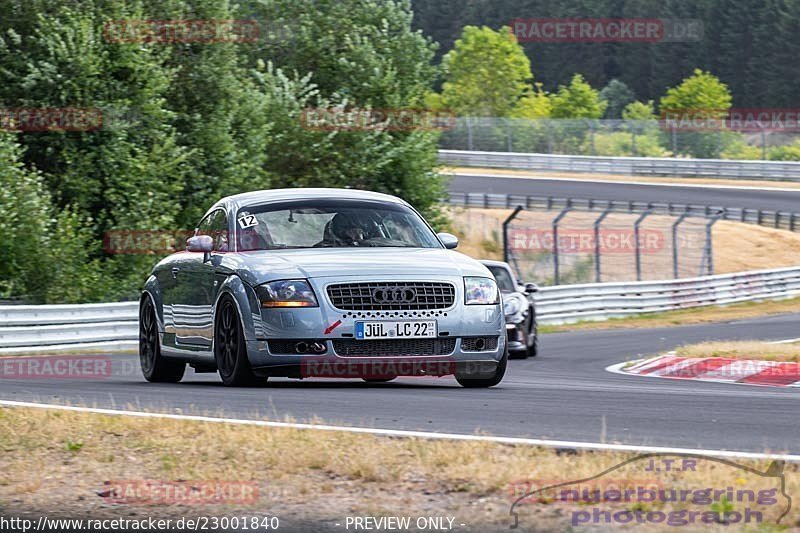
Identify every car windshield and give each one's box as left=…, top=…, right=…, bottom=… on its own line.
left=235, top=199, right=441, bottom=250
left=487, top=265, right=516, bottom=292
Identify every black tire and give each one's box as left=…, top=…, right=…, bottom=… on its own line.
left=215, top=295, right=266, bottom=387
left=139, top=296, right=185, bottom=383
left=526, top=310, right=539, bottom=358
left=362, top=377, right=396, bottom=383
left=455, top=347, right=508, bottom=388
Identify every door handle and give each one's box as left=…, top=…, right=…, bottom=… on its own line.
left=171, top=267, right=181, bottom=279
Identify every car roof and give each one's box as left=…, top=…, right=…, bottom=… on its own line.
left=479, top=260, right=512, bottom=269
left=211, top=188, right=409, bottom=215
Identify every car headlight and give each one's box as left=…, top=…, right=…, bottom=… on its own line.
left=503, top=295, right=523, bottom=316
left=255, top=279, right=318, bottom=308
left=464, top=276, right=500, bottom=305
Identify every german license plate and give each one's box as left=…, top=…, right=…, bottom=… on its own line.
left=355, top=320, right=437, bottom=340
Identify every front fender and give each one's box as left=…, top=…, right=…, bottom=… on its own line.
left=142, top=275, right=164, bottom=333
left=213, top=275, right=261, bottom=342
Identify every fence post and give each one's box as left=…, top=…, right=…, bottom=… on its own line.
left=552, top=207, right=572, bottom=285
left=701, top=212, right=724, bottom=275
left=634, top=209, right=654, bottom=281
left=466, top=117, right=474, bottom=151
left=593, top=207, right=614, bottom=283
left=502, top=206, right=524, bottom=265
left=671, top=210, right=691, bottom=279
left=671, top=125, right=678, bottom=155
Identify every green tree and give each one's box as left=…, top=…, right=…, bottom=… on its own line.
left=246, top=0, right=445, bottom=223
left=659, top=69, right=733, bottom=158
left=550, top=74, right=607, bottom=119
left=622, top=100, right=656, bottom=121
left=659, top=69, right=732, bottom=117
left=437, top=26, right=532, bottom=117
left=512, top=83, right=551, bottom=119
left=0, top=132, right=102, bottom=303
left=599, top=79, right=635, bottom=119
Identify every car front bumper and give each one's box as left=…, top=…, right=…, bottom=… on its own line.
left=243, top=275, right=505, bottom=378
left=505, top=320, right=529, bottom=352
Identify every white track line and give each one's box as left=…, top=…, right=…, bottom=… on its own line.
left=0, top=399, right=797, bottom=462
left=450, top=171, right=800, bottom=193
left=768, top=337, right=800, bottom=344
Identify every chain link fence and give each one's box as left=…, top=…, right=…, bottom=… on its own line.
left=503, top=206, right=713, bottom=285
left=448, top=194, right=721, bottom=286
left=439, top=117, right=800, bottom=160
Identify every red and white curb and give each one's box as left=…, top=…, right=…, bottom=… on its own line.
left=607, top=353, right=800, bottom=388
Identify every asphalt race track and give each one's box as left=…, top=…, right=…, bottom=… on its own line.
left=450, top=173, right=800, bottom=213
left=2, top=313, right=798, bottom=455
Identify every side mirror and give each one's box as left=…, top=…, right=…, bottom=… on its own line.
left=437, top=232, right=459, bottom=250
left=524, top=282, right=539, bottom=294
left=186, top=235, right=214, bottom=253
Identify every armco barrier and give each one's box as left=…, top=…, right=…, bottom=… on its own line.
left=2, top=266, right=800, bottom=353
left=447, top=192, right=800, bottom=233
left=533, top=266, right=800, bottom=324
left=439, top=150, right=800, bottom=181
left=0, top=302, right=139, bottom=355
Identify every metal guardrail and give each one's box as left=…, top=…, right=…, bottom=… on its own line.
left=0, top=302, right=139, bottom=354
left=534, top=266, right=800, bottom=324
left=439, top=150, right=800, bottom=182
left=447, top=192, right=800, bottom=233
left=2, top=266, right=800, bottom=352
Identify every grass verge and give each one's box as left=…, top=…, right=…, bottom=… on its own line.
left=0, top=407, right=797, bottom=530
left=674, top=341, right=800, bottom=362
left=540, top=296, right=800, bottom=333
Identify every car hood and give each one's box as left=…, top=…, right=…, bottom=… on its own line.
left=226, top=248, right=491, bottom=286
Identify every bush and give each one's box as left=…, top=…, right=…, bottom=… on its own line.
left=584, top=131, right=670, bottom=157
left=0, top=133, right=104, bottom=303
left=768, top=140, right=800, bottom=161
left=720, top=138, right=764, bottom=160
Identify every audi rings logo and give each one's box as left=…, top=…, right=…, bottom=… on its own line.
left=372, top=286, right=417, bottom=304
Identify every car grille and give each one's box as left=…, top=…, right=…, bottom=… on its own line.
left=332, top=338, right=456, bottom=357
left=326, top=281, right=456, bottom=310
left=461, top=336, right=499, bottom=352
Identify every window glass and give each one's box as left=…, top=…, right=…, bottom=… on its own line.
left=488, top=265, right=516, bottom=292
left=196, top=209, right=229, bottom=252
left=235, top=199, right=441, bottom=251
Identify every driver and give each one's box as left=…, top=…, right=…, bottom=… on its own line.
left=329, top=212, right=366, bottom=245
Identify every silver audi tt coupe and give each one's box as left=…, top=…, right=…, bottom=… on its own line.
left=139, top=188, right=507, bottom=387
